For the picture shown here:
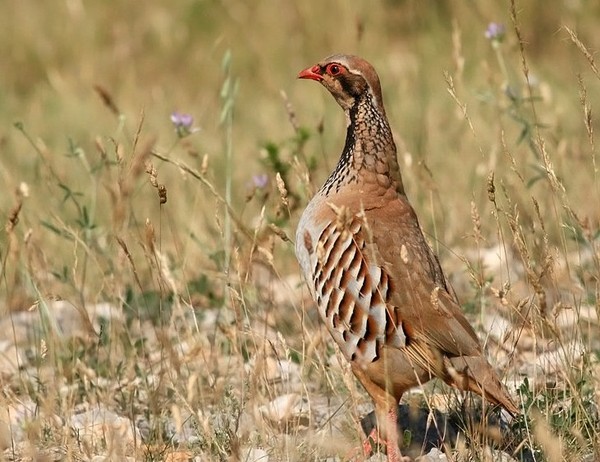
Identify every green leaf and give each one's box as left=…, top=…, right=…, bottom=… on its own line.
left=41, top=220, right=74, bottom=240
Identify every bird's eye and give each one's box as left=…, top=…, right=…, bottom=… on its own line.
left=327, top=64, right=342, bottom=76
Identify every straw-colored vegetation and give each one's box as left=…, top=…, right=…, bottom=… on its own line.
left=1, top=0, right=599, bottom=461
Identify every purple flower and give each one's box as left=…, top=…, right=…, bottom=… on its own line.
left=252, top=173, right=269, bottom=189
left=170, top=111, right=197, bottom=137
left=485, top=22, right=506, bottom=42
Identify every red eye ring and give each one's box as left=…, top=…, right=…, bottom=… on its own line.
left=326, top=63, right=342, bottom=76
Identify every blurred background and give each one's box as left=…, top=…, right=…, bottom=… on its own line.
left=2, top=1, right=599, bottom=288
left=2, top=0, right=600, bottom=281
left=1, top=1, right=599, bottom=460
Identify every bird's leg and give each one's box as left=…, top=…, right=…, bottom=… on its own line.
left=376, top=406, right=411, bottom=462
left=358, top=406, right=410, bottom=462
left=348, top=366, right=410, bottom=460
left=346, top=407, right=398, bottom=461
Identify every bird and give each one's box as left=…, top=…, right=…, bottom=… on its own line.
left=295, top=55, right=519, bottom=461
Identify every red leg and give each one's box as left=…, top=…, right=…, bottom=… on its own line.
left=362, top=427, right=376, bottom=456
left=357, top=407, right=410, bottom=461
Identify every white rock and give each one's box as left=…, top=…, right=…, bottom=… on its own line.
left=553, top=304, right=598, bottom=330
left=0, top=311, right=36, bottom=345
left=1, top=397, right=42, bottom=444
left=258, top=393, right=310, bottom=427
left=416, top=448, right=448, bottom=461
left=534, top=340, right=585, bottom=374
left=0, top=406, right=12, bottom=450
left=481, top=313, right=513, bottom=344
left=0, top=341, right=23, bottom=376
left=246, top=356, right=301, bottom=384
left=241, top=447, right=269, bottom=462
left=88, top=302, right=125, bottom=324
left=70, top=407, right=140, bottom=453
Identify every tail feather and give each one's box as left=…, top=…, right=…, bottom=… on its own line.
left=445, top=356, right=519, bottom=416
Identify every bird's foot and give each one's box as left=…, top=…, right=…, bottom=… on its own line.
left=344, top=428, right=410, bottom=461
left=343, top=429, right=378, bottom=461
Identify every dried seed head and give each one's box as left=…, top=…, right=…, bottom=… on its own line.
left=145, top=161, right=167, bottom=204
left=280, top=90, right=299, bottom=133
left=6, top=200, right=22, bottom=233
left=158, top=184, right=167, bottom=204
left=93, top=84, right=120, bottom=116
left=470, top=201, right=482, bottom=242
left=18, top=182, right=29, bottom=198
left=327, top=203, right=352, bottom=231
left=269, top=223, right=290, bottom=242
left=201, top=154, right=209, bottom=176
left=146, top=162, right=158, bottom=187
left=487, top=171, right=496, bottom=203
left=400, top=244, right=409, bottom=264
left=258, top=246, right=274, bottom=266
left=115, top=143, right=124, bottom=164
left=95, top=136, right=107, bottom=160
left=430, top=286, right=440, bottom=311
left=145, top=218, right=156, bottom=253
left=40, top=339, right=48, bottom=359
left=276, top=173, right=289, bottom=207
left=316, top=240, right=326, bottom=265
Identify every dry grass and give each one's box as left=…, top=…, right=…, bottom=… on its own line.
left=0, top=0, right=599, bottom=461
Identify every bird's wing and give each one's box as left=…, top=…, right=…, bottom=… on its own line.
left=362, top=196, right=483, bottom=359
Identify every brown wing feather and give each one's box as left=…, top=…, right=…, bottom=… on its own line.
left=362, top=196, right=518, bottom=413
left=362, top=196, right=483, bottom=358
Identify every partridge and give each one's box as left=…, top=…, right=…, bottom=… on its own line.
left=295, top=55, right=518, bottom=460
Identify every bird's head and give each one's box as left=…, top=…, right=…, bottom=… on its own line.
left=298, top=54, right=385, bottom=114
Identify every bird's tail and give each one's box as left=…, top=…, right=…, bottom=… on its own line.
left=445, top=355, right=519, bottom=416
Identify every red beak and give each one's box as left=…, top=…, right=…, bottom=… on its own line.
left=298, top=64, right=322, bottom=81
